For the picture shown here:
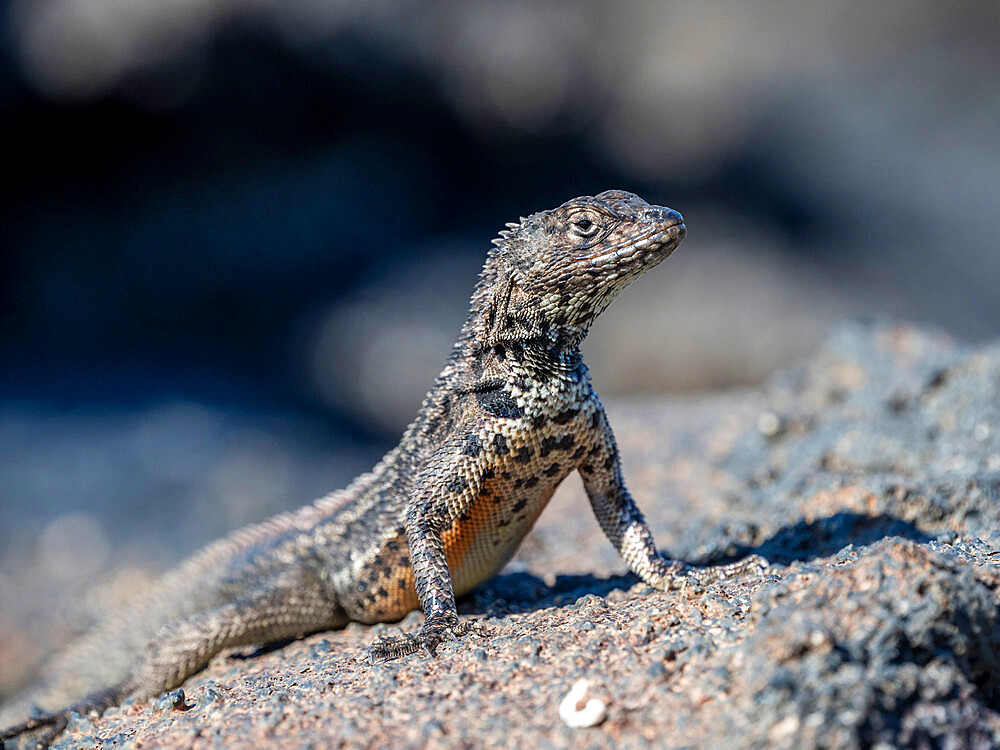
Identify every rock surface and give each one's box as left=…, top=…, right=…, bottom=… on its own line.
left=11, top=321, right=1000, bottom=749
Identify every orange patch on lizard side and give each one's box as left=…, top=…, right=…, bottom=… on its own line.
left=442, top=492, right=494, bottom=573
left=442, top=478, right=557, bottom=597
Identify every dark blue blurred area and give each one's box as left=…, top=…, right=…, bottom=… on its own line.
left=1, top=25, right=625, bottom=416
left=1, top=1, right=998, bottom=697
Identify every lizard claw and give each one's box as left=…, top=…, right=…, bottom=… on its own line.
left=0, top=711, right=69, bottom=748
left=655, top=553, right=768, bottom=591
left=1, top=688, right=117, bottom=748
left=367, top=619, right=476, bottom=665
left=368, top=632, right=422, bottom=664
left=368, top=630, right=440, bottom=663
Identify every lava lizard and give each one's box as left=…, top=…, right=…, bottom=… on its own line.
left=1, top=190, right=765, bottom=747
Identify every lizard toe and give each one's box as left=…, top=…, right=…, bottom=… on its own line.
left=368, top=632, right=423, bottom=664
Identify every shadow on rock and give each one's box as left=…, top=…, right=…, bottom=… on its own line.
left=467, top=512, right=934, bottom=617
left=754, top=512, right=934, bottom=566
left=461, top=571, right=637, bottom=617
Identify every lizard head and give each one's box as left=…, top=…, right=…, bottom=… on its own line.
left=477, top=190, right=685, bottom=346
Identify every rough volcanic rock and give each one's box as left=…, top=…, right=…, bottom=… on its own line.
left=8, top=321, right=1000, bottom=749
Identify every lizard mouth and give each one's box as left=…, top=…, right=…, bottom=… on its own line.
left=581, top=221, right=686, bottom=269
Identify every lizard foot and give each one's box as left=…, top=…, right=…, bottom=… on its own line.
left=0, top=711, right=69, bottom=749
left=658, top=553, right=769, bottom=591
left=368, top=620, right=477, bottom=664
left=1, top=688, right=118, bottom=749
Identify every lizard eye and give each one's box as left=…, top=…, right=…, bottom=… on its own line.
left=569, top=214, right=601, bottom=238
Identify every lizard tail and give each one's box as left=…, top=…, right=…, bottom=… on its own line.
left=0, top=687, right=119, bottom=749
left=0, top=492, right=357, bottom=738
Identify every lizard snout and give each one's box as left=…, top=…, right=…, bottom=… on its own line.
left=650, top=207, right=684, bottom=230
left=653, top=208, right=685, bottom=244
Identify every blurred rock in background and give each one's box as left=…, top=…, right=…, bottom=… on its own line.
left=1, top=0, right=998, bottom=699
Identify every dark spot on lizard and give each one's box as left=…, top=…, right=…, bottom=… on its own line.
left=539, top=436, right=557, bottom=457
left=515, top=446, right=532, bottom=464
left=598, top=446, right=618, bottom=470
left=553, top=407, right=580, bottom=424
left=494, top=434, right=509, bottom=455
left=493, top=344, right=507, bottom=360
left=462, top=433, right=483, bottom=457
left=446, top=477, right=467, bottom=493
left=476, top=383, right=524, bottom=419
left=554, top=434, right=575, bottom=451
left=544, top=462, right=561, bottom=476
left=540, top=434, right=575, bottom=456
left=482, top=467, right=496, bottom=479
left=512, top=499, right=527, bottom=512
left=590, top=411, right=601, bottom=429
left=571, top=446, right=586, bottom=459
left=523, top=476, right=539, bottom=489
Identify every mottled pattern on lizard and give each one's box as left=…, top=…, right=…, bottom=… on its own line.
left=1, top=190, right=765, bottom=747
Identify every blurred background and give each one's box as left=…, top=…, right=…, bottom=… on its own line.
left=1, top=0, right=999, bottom=699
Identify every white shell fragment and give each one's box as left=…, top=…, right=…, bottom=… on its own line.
left=559, top=679, right=608, bottom=728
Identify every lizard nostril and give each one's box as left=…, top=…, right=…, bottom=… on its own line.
left=656, top=209, right=684, bottom=227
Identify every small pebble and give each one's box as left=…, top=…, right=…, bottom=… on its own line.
left=757, top=412, right=782, bottom=437
left=153, top=688, right=190, bottom=713
left=558, top=679, right=607, bottom=728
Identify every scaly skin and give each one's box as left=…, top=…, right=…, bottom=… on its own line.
left=1, top=190, right=765, bottom=747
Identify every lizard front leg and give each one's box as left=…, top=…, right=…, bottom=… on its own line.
left=581, top=407, right=766, bottom=590
left=367, top=513, right=463, bottom=662
left=369, top=433, right=484, bottom=662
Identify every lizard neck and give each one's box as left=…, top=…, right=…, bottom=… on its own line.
left=459, top=264, right=591, bottom=390
left=468, top=332, right=586, bottom=388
